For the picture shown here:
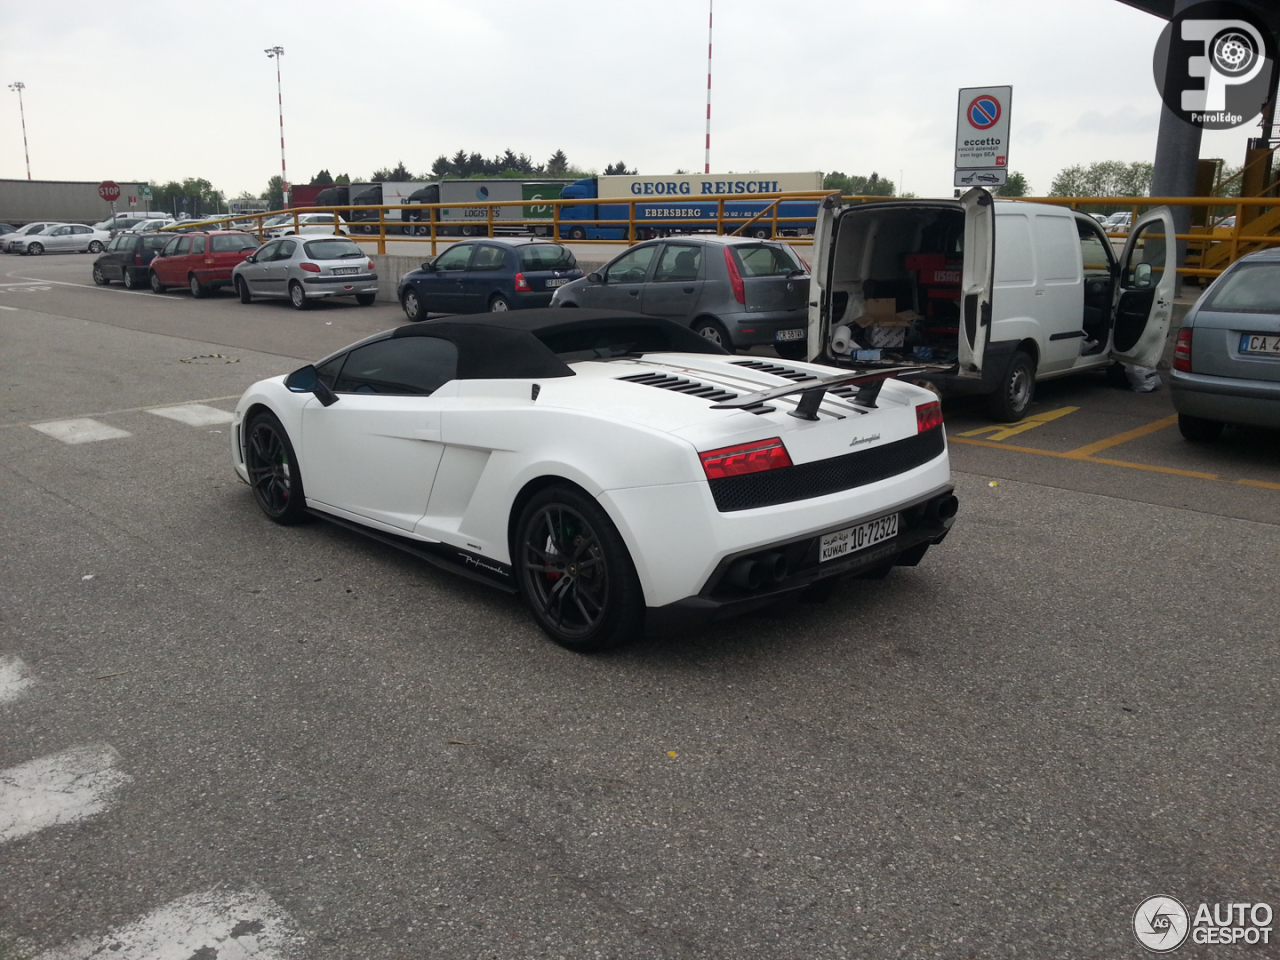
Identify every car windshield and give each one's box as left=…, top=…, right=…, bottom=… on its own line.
left=263, top=215, right=291, bottom=227
left=142, top=235, right=170, bottom=250
left=731, top=243, right=806, bottom=277
left=518, top=244, right=577, bottom=271
left=21, top=224, right=48, bottom=235
left=1203, top=262, right=1280, bottom=314
left=210, top=234, right=259, bottom=252
left=304, top=238, right=364, bottom=260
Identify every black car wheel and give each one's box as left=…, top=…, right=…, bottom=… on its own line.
left=489, top=293, right=512, bottom=312
left=355, top=292, right=376, bottom=306
left=149, top=271, right=166, bottom=293
left=568, top=226, right=586, bottom=241
left=986, top=350, right=1036, bottom=422
left=514, top=484, right=644, bottom=652
left=774, top=340, right=807, bottom=360
left=236, top=276, right=252, bottom=304
left=88, top=240, right=104, bottom=254
left=189, top=274, right=208, bottom=298
left=401, top=287, right=425, bottom=321
left=244, top=412, right=310, bottom=525
left=289, top=281, right=309, bottom=310
left=692, top=317, right=733, bottom=350
left=26, top=242, right=43, bottom=256
left=92, top=264, right=109, bottom=285
left=1178, top=413, right=1224, bottom=442
left=122, top=268, right=138, bottom=290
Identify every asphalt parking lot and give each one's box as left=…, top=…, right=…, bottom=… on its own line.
left=1, top=252, right=1277, bottom=959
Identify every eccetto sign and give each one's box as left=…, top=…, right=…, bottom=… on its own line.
left=954, top=86, right=1012, bottom=188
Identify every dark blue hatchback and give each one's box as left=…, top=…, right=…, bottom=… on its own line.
left=397, top=238, right=583, bottom=320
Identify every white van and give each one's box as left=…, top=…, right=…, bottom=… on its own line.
left=805, top=189, right=1176, bottom=419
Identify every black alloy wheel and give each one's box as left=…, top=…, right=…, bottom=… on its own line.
left=122, top=268, right=138, bottom=290
left=88, top=240, right=103, bottom=253
left=289, top=281, right=309, bottom=310
left=149, top=271, right=165, bottom=293
left=244, top=412, right=309, bottom=524
left=236, top=276, right=252, bottom=303
left=401, top=287, right=425, bottom=321
left=92, top=264, right=109, bottom=285
left=515, top=485, right=644, bottom=652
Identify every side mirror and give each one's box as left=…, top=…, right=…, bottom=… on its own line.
left=245, top=255, right=256, bottom=263
left=284, top=365, right=339, bottom=406
left=1133, top=261, right=1152, bottom=288
left=420, top=260, right=436, bottom=272
left=587, top=272, right=603, bottom=283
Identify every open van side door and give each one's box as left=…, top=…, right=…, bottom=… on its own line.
left=957, top=188, right=994, bottom=375
left=1110, top=206, right=1175, bottom=368
left=806, top=192, right=842, bottom=362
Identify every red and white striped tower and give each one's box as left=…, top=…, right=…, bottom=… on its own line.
left=264, top=47, right=289, bottom=208
left=704, top=1, right=713, bottom=174
left=8, top=82, right=31, bottom=180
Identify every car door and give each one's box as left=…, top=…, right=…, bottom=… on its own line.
left=1109, top=206, right=1176, bottom=369
left=242, top=241, right=278, bottom=294
left=71, top=225, right=95, bottom=251
left=641, top=242, right=704, bottom=320
left=153, top=236, right=180, bottom=282
left=299, top=336, right=457, bottom=531
left=159, top=235, right=192, bottom=284
left=807, top=194, right=840, bottom=359
left=457, top=243, right=508, bottom=312
left=263, top=238, right=296, bottom=294
left=45, top=225, right=76, bottom=252
left=416, top=243, right=473, bottom=313
left=102, top=235, right=128, bottom=278
left=586, top=243, right=658, bottom=311
left=957, top=187, right=995, bottom=376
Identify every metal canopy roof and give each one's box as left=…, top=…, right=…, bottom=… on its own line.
left=1115, top=0, right=1279, bottom=31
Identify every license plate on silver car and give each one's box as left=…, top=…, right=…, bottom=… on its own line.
left=332, top=267, right=359, bottom=275
left=819, top=514, right=898, bottom=563
left=546, top=278, right=570, bottom=287
left=1240, top=333, right=1280, bottom=355
left=776, top=328, right=805, bottom=341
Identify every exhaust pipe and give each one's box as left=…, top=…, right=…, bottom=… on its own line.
left=727, top=557, right=766, bottom=591
left=759, top=552, right=789, bottom=584
left=927, top=494, right=959, bottom=523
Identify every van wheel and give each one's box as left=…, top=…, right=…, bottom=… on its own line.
left=1177, top=413, right=1224, bottom=442
left=986, top=350, right=1035, bottom=421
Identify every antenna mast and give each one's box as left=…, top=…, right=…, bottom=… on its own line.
left=704, top=0, right=713, bottom=174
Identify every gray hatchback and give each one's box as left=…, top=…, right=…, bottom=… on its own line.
left=232, top=236, right=379, bottom=310
left=550, top=235, right=810, bottom=357
left=1170, top=248, right=1280, bottom=440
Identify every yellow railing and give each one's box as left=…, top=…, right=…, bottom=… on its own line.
left=166, top=191, right=1280, bottom=278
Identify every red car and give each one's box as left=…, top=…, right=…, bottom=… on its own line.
left=149, top=231, right=261, bottom=297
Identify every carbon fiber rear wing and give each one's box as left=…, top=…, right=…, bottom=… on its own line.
left=711, top=366, right=926, bottom=420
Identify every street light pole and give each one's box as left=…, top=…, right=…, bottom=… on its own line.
left=264, top=47, right=288, bottom=209
left=8, top=82, right=31, bottom=180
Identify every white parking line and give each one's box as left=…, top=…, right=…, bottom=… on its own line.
left=0, top=655, right=34, bottom=704
left=5, top=273, right=184, bottom=300
left=31, top=885, right=305, bottom=960
left=0, top=304, right=16, bottom=311
left=147, top=403, right=235, bottom=427
left=0, top=744, right=132, bottom=844
left=2, top=395, right=240, bottom=431
left=30, top=418, right=133, bottom=444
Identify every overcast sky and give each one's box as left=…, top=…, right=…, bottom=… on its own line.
left=0, top=0, right=1263, bottom=199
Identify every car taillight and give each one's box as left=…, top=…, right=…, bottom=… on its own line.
left=367, top=259, right=375, bottom=271
left=134, top=253, right=143, bottom=265
left=723, top=247, right=745, bottom=304
left=300, top=262, right=321, bottom=273
left=916, top=400, right=944, bottom=433
left=1173, top=327, right=1192, bottom=372
left=699, top=437, right=792, bottom=480
left=514, top=271, right=531, bottom=292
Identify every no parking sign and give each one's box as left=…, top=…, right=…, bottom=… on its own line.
left=955, top=85, right=1012, bottom=188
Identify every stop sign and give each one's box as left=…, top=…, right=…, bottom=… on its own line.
left=98, top=181, right=121, bottom=202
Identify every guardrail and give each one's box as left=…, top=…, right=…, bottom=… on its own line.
left=166, top=191, right=1279, bottom=279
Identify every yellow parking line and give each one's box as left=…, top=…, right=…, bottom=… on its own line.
left=954, top=406, right=1079, bottom=442
left=949, top=435, right=1222, bottom=480
left=1063, top=414, right=1179, bottom=458
left=1237, top=478, right=1280, bottom=491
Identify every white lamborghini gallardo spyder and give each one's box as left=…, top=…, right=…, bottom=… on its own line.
left=231, top=310, right=957, bottom=651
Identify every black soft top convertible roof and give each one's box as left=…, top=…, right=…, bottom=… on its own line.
left=384, top=309, right=727, bottom=380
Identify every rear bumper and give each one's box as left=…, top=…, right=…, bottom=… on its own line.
left=302, top=273, right=379, bottom=298
left=726, top=310, right=809, bottom=346
left=646, top=485, right=957, bottom=632
left=1170, top=367, right=1280, bottom=428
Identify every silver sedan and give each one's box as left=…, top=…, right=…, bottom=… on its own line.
left=232, top=235, right=379, bottom=310
left=8, top=222, right=111, bottom=255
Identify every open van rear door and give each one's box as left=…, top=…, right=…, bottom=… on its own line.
left=1110, top=206, right=1175, bottom=368
left=806, top=192, right=841, bottom=361
left=957, top=188, right=994, bottom=375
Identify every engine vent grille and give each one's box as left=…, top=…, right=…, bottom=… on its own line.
left=731, top=359, right=819, bottom=382
left=616, top=372, right=739, bottom=404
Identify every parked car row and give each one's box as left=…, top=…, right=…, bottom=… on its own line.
left=91, top=229, right=379, bottom=308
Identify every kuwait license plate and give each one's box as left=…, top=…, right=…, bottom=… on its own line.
left=1240, top=333, right=1280, bottom=355
left=776, top=328, right=805, bottom=341
left=546, top=278, right=570, bottom=287
left=332, top=267, right=359, bottom=275
left=819, top=514, right=899, bottom=563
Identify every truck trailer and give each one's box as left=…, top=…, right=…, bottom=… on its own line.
left=403, top=179, right=574, bottom=236
left=556, top=172, right=825, bottom=241
left=0, top=178, right=150, bottom=226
